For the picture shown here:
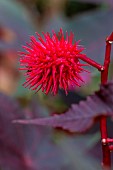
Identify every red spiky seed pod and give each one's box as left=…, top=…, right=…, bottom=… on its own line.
left=19, top=28, right=88, bottom=95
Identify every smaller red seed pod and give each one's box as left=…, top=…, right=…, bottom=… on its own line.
left=19, top=28, right=89, bottom=95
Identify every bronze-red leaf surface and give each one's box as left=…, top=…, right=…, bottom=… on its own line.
left=14, top=81, right=113, bottom=133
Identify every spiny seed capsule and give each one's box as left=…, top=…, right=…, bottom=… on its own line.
left=19, top=28, right=88, bottom=95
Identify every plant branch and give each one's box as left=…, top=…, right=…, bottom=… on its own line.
left=100, top=37, right=112, bottom=170
left=79, top=55, right=104, bottom=71
left=102, top=138, right=113, bottom=144
left=109, top=145, right=113, bottom=151
left=79, top=33, right=113, bottom=169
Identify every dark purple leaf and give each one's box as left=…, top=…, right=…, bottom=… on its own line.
left=14, top=81, right=113, bottom=133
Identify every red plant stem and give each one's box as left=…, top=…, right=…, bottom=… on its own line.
left=80, top=37, right=112, bottom=169
left=102, top=138, right=113, bottom=144
left=100, top=40, right=112, bottom=169
left=107, top=138, right=113, bottom=143
left=109, top=145, right=113, bottom=151
left=79, top=55, right=104, bottom=71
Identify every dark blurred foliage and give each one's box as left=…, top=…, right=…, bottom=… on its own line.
left=0, top=93, right=102, bottom=170
left=0, top=0, right=113, bottom=169
left=64, top=1, right=100, bottom=17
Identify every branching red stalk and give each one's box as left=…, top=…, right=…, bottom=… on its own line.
left=100, top=38, right=112, bottom=170
left=106, top=138, right=113, bottom=143
left=80, top=33, right=113, bottom=169
left=109, top=145, right=113, bottom=151
left=79, top=55, right=104, bottom=71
